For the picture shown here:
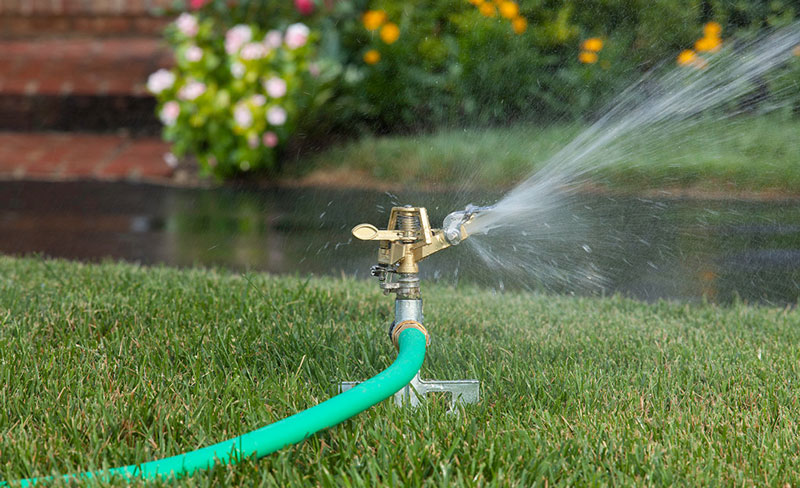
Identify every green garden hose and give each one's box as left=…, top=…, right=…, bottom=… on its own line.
left=6, top=328, right=427, bottom=487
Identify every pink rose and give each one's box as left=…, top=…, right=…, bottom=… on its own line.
left=146, top=69, right=175, bottom=94
left=251, top=94, right=266, bottom=106
left=234, top=104, right=253, bottom=128
left=225, top=24, right=253, bottom=55
left=163, top=152, right=178, bottom=168
left=178, top=80, right=206, bottom=101
left=266, top=106, right=287, bottom=126
left=230, top=61, right=245, bottom=79
left=175, top=13, right=198, bottom=37
left=189, top=0, right=208, bottom=9
left=160, top=101, right=180, bottom=126
left=263, top=77, right=287, bottom=98
left=240, top=42, right=266, bottom=60
left=294, top=0, right=314, bottom=15
left=284, top=23, right=309, bottom=50
left=264, top=30, right=282, bottom=49
left=263, top=131, right=279, bottom=147
left=185, top=45, right=203, bottom=62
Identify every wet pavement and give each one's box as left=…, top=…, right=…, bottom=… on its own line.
left=1, top=180, right=798, bottom=305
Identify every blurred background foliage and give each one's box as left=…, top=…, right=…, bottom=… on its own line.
left=170, top=0, right=800, bottom=172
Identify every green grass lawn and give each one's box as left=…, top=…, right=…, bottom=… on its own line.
left=297, top=114, right=800, bottom=196
left=2, top=256, right=800, bottom=486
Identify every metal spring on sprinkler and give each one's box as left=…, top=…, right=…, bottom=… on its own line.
left=397, top=213, right=420, bottom=237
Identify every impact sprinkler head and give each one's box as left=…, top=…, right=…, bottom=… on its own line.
left=352, top=204, right=496, bottom=296
left=352, top=205, right=473, bottom=297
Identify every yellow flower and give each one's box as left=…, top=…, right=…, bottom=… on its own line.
left=479, top=2, right=496, bottom=17
left=468, top=0, right=483, bottom=5
left=695, top=36, right=721, bottom=53
left=793, top=45, right=800, bottom=57
left=498, top=1, right=518, bottom=19
left=677, top=49, right=696, bottom=66
left=511, top=15, right=527, bottom=34
left=703, top=21, right=722, bottom=38
left=581, top=37, right=603, bottom=52
left=363, top=49, right=381, bottom=65
left=362, top=10, right=387, bottom=31
left=380, top=22, right=400, bottom=44
left=578, top=51, right=598, bottom=64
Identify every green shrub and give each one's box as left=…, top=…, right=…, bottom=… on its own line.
left=148, top=6, right=336, bottom=178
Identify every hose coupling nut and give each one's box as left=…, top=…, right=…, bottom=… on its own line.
left=390, top=320, right=431, bottom=349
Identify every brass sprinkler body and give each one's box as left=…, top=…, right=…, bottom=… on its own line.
left=345, top=204, right=484, bottom=409
left=352, top=205, right=472, bottom=299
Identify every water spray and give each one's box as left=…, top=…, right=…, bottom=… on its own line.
left=341, top=205, right=486, bottom=409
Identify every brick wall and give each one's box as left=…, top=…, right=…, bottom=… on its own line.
left=0, top=0, right=181, bottom=37
left=0, top=0, right=179, bottom=15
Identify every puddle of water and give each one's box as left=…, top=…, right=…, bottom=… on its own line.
left=0, top=181, right=797, bottom=305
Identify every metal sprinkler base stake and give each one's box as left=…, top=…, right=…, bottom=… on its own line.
left=342, top=205, right=482, bottom=410
left=340, top=372, right=479, bottom=411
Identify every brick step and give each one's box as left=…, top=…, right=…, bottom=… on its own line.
left=0, top=37, right=172, bottom=133
left=0, top=38, right=171, bottom=96
left=0, top=94, right=159, bottom=134
left=0, top=132, right=175, bottom=181
left=0, top=14, right=169, bottom=38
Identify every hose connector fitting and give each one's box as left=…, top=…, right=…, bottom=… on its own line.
left=390, top=320, right=431, bottom=349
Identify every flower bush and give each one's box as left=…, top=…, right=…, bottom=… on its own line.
left=148, top=1, right=800, bottom=180
left=148, top=11, right=328, bottom=178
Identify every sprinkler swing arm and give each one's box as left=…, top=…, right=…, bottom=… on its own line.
left=341, top=205, right=480, bottom=410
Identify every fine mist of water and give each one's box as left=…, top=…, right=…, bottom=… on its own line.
left=460, top=24, right=800, bottom=294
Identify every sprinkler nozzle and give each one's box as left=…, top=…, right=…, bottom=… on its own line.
left=442, top=204, right=495, bottom=245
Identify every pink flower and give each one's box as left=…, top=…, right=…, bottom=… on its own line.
left=225, top=24, right=253, bottom=55
left=163, top=152, right=178, bottom=168
left=247, top=133, right=259, bottom=149
left=251, top=94, right=266, bottom=106
left=185, top=45, right=203, bottom=62
left=263, top=131, right=279, bottom=147
left=263, top=77, right=287, bottom=98
left=234, top=103, right=253, bottom=128
left=240, top=42, right=265, bottom=60
left=146, top=69, right=175, bottom=94
left=189, top=0, right=208, bottom=9
left=178, top=80, right=206, bottom=101
left=160, top=101, right=180, bottom=126
left=175, top=13, right=199, bottom=37
left=294, top=0, right=314, bottom=15
left=230, top=61, right=245, bottom=79
left=284, top=23, right=309, bottom=50
left=266, top=106, right=287, bottom=126
left=264, top=30, right=282, bottom=49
